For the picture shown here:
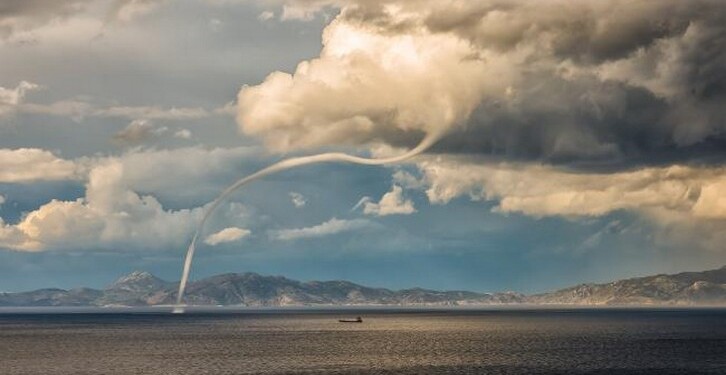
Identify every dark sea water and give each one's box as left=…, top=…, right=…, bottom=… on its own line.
left=1, top=307, right=725, bottom=374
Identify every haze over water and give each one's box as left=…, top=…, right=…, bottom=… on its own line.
left=1, top=308, right=725, bottom=374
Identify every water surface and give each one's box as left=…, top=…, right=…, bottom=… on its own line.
left=1, top=308, right=725, bottom=374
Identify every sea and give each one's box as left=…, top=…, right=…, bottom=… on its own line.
left=1, top=307, right=725, bottom=374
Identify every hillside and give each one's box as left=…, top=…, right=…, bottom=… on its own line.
left=2, top=266, right=726, bottom=307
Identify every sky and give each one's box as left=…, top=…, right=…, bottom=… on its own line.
left=1, top=0, right=726, bottom=293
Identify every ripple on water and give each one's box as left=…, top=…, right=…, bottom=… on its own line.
left=0, top=309, right=725, bottom=374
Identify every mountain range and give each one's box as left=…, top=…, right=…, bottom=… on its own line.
left=2, top=266, right=726, bottom=307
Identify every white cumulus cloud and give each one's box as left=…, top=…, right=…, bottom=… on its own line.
left=416, top=157, right=725, bottom=219
left=271, top=217, right=372, bottom=241
left=0, top=158, right=204, bottom=251
left=400, top=156, right=726, bottom=252
left=204, top=227, right=251, bottom=246
left=0, top=148, right=81, bottom=183
left=0, top=146, right=259, bottom=252
left=0, top=81, right=40, bottom=117
left=289, top=192, right=306, bottom=208
left=109, top=0, right=168, bottom=23
left=237, top=2, right=486, bottom=151
left=112, top=119, right=156, bottom=144
left=356, top=185, right=416, bottom=217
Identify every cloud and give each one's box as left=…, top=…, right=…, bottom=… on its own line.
left=414, top=157, right=726, bottom=219
left=214, top=101, right=237, bottom=116
left=108, top=0, right=168, bottom=23
left=17, top=99, right=93, bottom=122
left=0, top=146, right=259, bottom=252
left=0, top=0, right=91, bottom=39
left=112, top=119, right=157, bottom=144
left=279, top=2, right=332, bottom=21
left=257, top=10, right=275, bottom=21
left=237, top=1, right=486, bottom=151
left=391, top=170, right=425, bottom=190
left=237, top=0, right=726, bottom=169
left=97, top=105, right=210, bottom=121
left=204, top=227, right=251, bottom=246
left=0, top=218, right=27, bottom=250
left=0, top=158, right=203, bottom=251
left=208, top=17, right=223, bottom=31
left=19, top=100, right=225, bottom=123
left=174, top=129, right=192, bottom=139
left=249, top=0, right=341, bottom=21
left=112, top=119, right=172, bottom=145
left=691, top=180, right=726, bottom=219
left=271, top=217, right=372, bottom=241
left=356, top=185, right=415, bottom=216
left=0, top=148, right=81, bottom=183
left=402, top=155, right=726, bottom=252
left=428, top=0, right=726, bottom=166
left=235, top=0, right=726, bottom=254
left=96, top=146, right=258, bottom=201
left=289, top=192, right=306, bottom=208
left=0, top=81, right=41, bottom=117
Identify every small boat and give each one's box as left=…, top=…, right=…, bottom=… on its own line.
left=338, top=316, right=363, bottom=323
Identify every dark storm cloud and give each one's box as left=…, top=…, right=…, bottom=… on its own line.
left=437, top=0, right=726, bottom=168
left=420, top=1, right=695, bottom=63
left=248, top=0, right=726, bottom=170
left=437, top=74, right=726, bottom=169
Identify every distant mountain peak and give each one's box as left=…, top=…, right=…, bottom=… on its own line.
left=125, top=270, right=155, bottom=278
left=114, top=270, right=158, bottom=281
left=530, top=265, right=726, bottom=305
left=2, top=266, right=725, bottom=308
left=107, top=271, right=169, bottom=292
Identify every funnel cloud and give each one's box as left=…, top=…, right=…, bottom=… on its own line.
left=175, top=131, right=441, bottom=309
